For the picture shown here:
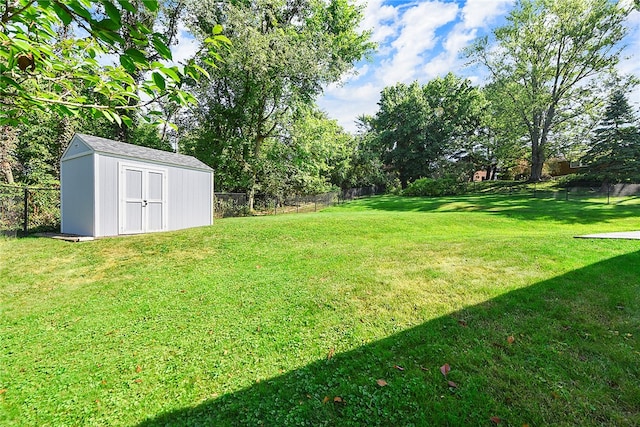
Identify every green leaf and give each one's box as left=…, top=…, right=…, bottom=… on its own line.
left=101, top=1, right=122, bottom=26
left=100, top=109, right=115, bottom=123
left=124, top=48, right=148, bottom=65
left=112, top=111, right=122, bottom=126
left=152, top=72, right=166, bottom=90
left=117, top=0, right=136, bottom=13
left=160, top=67, right=181, bottom=82
left=151, top=34, right=172, bottom=60
left=51, top=4, right=73, bottom=26
left=95, top=18, right=120, bottom=32
left=11, top=39, right=32, bottom=51
left=119, top=55, right=136, bottom=73
left=121, top=115, right=134, bottom=127
left=66, top=0, right=93, bottom=20
left=144, top=0, right=159, bottom=12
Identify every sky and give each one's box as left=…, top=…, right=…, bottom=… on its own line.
left=170, top=0, right=640, bottom=134
left=314, top=0, right=640, bottom=133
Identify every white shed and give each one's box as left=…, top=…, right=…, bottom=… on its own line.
left=61, top=133, right=214, bottom=237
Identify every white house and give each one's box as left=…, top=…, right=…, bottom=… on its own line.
left=61, top=133, right=214, bottom=237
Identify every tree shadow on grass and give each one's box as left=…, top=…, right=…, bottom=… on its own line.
left=344, top=194, right=640, bottom=225
left=138, top=250, right=640, bottom=426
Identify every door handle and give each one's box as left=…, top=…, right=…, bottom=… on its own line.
left=143, top=200, right=148, bottom=207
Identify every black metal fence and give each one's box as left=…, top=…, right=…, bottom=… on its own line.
left=214, top=186, right=385, bottom=218
left=477, top=182, right=640, bottom=204
left=0, top=184, right=60, bottom=236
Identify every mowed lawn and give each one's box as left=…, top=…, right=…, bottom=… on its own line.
left=1, top=194, right=639, bottom=426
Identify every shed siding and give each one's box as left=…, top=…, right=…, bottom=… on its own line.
left=97, top=154, right=120, bottom=237
left=64, top=136, right=92, bottom=159
left=167, top=167, right=212, bottom=230
left=61, top=155, right=94, bottom=236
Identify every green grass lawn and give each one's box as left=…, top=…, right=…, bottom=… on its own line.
left=1, top=194, right=639, bottom=426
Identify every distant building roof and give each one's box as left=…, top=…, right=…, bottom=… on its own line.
left=75, top=133, right=213, bottom=171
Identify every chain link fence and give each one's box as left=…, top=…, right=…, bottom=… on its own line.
left=470, top=182, right=640, bottom=204
left=215, top=186, right=385, bottom=218
left=0, top=184, right=60, bottom=236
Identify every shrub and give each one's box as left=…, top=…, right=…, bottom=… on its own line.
left=403, top=177, right=466, bottom=197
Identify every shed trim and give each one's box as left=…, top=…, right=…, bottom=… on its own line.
left=73, top=133, right=213, bottom=172
left=61, top=151, right=93, bottom=163
left=92, top=151, right=212, bottom=174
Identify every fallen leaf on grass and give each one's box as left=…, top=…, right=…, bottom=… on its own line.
left=136, top=365, right=142, bottom=373
left=133, top=379, right=142, bottom=383
left=440, top=364, right=450, bottom=377
left=507, top=336, right=515, bottom=344
left=333, top=396, right=343, bottom=403
left=394, top=365, right=404, bottom=371
left=322, top=396, right=330, bottom=404
left=447, top=381, right=458, bottom=388
left=327, top=348, right=335, bottom=360
left=376, top=379, right=388, bottom=387
left=490, top=416, right=501, bottom=424
left=0, top=389, right=7, bottom=394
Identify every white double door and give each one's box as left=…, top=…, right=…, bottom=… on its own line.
left=119, top=164, right=167, bottom=234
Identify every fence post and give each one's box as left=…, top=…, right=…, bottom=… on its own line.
left=566, top=187, right=569, bottom=201
left=23, top=187, right=29, bottom=234
left=607, top=184, right=611, bottom=205
left=533, top=182, right=536, bottom=198
left=314, top=196, right=317, bottom=212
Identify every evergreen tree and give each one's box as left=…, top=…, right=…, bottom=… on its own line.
left=584, top=90, right=640, bottom=183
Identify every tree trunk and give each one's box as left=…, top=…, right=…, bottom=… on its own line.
left=248, top=181, right=256, bottom=212
left=530, top=146, right=545, bottom=181
left=0, top=125, right=17, bottom=184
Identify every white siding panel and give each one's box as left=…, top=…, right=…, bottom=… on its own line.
left=62, top=136, right=91, bottom=159
left=60, top=155, right=94, bottom=236
left=97, top=155, right=120, bottom=237
left=167, top=168, right=212, bottom=230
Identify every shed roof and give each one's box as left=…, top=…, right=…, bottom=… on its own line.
left=74, top=133, right=213, bottom=171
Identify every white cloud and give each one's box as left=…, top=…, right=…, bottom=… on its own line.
left=461, top=0, right=513, bottom=29
left=378, top=1, right=459, bottom=84
left=319, top=83, right=381, bottom=131
left=358, top=0, right=400, bottom=43
left=618, top=9, right=640, bottom=106
left=170, top=23, right=200, bottom=66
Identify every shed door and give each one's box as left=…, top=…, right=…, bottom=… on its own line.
left=120, top=165, right=167, bottom=234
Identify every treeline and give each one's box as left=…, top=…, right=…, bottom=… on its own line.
left=1, top=0, right=639, bottom=201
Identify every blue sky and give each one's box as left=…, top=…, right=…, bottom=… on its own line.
left=314, top=0, right=640, bottom=133
left=170, top=0, right=640, bottom=133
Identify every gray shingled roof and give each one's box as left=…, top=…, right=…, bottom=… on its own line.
left=76, top=133, right=213, bottom=171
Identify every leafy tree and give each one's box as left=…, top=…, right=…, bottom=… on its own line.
left=0, top=0, right=226, bottom=126
left=183, top=0, right=373, bottom=209
left=368, top=74, right=486, bottom=188
left=0, top=0, right=228, bottom=184
left=583, top=90, right=640, bottom=182
left=478, top=82, right=529, bottom=179
left=343, top=121, right=389, bottom=189
left=467, top=0, right=634, bottom=181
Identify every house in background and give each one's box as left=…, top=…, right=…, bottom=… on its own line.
left=61, top=133, right=213, bottom=237
left=545, top=157, right=587, bottom=177
left=473, top=170, right=488, bottom=182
